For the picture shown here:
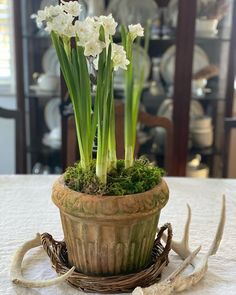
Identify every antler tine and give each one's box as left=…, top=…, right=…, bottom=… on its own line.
left=167, top=246, right=201, bottom=282
left=132, top=246, right=201, bottom=295
left=10, top=233, right=75, bottom=288
left=174, top=195, right=226, bottom=292
left=161, top=204, right=192, bottom=260
left=207, top=195, right=226, bottom=257
left=182, top=204, right=191, bottom=250
left=133, top=196, right=226, bottom=295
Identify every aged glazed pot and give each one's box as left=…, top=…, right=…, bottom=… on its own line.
left=52, top=176, right=169, bottom=276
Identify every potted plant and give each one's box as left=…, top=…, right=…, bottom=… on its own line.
left=34, top=1, right=169, bottom=276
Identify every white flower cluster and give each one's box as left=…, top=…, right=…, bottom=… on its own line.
left=34, top=1, right=144, bottom=71
left=33, top=1, right=82, bottom=35
left=112, top=44, right=130, bottom=71
left=128, top=24, right=144, bottom=40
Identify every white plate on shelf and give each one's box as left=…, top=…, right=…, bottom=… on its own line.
left=107, top=0, right=158, bottom=25
left=42, top=46, right=60, bottom=76
left=50, top=55, right=60, bottom=76
left=44, top=98, right=61, bottom=131
left=160, top=45, right=210, bottom=85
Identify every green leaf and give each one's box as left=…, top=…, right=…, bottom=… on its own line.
left=120, top=25, right=127, bottom=50
left=99, top=25, right=106, bottom=42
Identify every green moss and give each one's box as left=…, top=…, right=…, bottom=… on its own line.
left=64, top=157, right=165, bottom=196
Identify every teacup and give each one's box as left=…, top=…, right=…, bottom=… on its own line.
left=37, top=73, right=59, bottom=92
left=196, top=19, right=218, bottom=37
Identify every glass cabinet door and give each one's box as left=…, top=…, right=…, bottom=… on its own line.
left=19, top=0, right=234, bottom=176
left=20, top=0, right=62, bottom=174
left=187, top=0, right=234, bottom=178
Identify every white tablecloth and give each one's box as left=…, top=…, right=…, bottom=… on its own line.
left=0, top=176, right=236, bottom=295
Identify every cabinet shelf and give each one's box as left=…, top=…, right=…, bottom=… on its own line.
left=192, top=92, right=225, bottom=101
left=195, top=36, right=231, bottom=42
left=27, top=144, right=61, bottom=155
left=26, top=91, right=60, bottom=99
left=22, top=33, right=50, bottom=40
left=189, top=146, right=220, bottom=156
left=150, top=35, right=231, bottom=43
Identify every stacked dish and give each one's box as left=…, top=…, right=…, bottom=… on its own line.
left=154, top=99, right=205, bottom=148
left=190, top=116, right=213, bottom=148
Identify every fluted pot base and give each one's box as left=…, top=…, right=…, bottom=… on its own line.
left=52, top=176, right=169, bottom=275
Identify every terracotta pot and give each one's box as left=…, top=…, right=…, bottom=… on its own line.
left=52, top=176, right=169, bottom=275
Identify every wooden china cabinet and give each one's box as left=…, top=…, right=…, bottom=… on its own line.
left=12, top=0, right=236, bottom=176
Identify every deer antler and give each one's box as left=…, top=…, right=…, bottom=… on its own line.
left=133, top=195, right=226, bottom=295
left=10, top=233, right=75, bottom=288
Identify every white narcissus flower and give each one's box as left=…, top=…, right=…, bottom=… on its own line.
left=96, top=14, right=118, bottom=37
left=46, top=13, right=74, bottom=34
left=75, top=19, right=99, bottom=46
left=74, top=20, right=87, bottom=36
left=44, top=21, right=54, bottom=33
left=33, top=10, right=46, bottom=27
left=63, top=24, right=76, bottom=37
left=83, top=17, right=101, bottom=33
left=111, top=43, right=130, bottom=71
left=128, top=24, right=144, bottom=40
left=33, top=5, right=62, bottom=28
left=61, top=0, right=82, bottom=17
left=34, top=5, right=64, bottom=30
left=84, top=40, right=106, bottom=57
left=45, top=5, right=62, bottom=18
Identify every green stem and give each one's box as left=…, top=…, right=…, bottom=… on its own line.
left=95, top=27, right=113, bottom=183
left=108, top=81, right=117, bottom=169
left=124, top=34, right=134, bottom=169
left=51, top=32, right=92, bottom=170
left=123, top=23, right=151, bottom=169
left=96, top=160, right=108, bottom=183
left=125, top=146, right=134, bottom=168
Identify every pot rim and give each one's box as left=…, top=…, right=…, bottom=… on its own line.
left=57, top=175, right=167, bottom=198
left=52, top=176, right=169, bottom=220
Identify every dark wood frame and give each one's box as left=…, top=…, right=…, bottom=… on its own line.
left=172, top=0, right=197, bottom=176
left=222, top=1, right=236, bottom=177
left=223, top=117, right=236, bottom=177
left=225, top=1, right=236, bottom=118
left=12, top=0, right=27, bottom=173
left=0, top=108, right=23, bottom=173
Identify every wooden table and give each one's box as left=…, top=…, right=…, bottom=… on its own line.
left=0, top=176, right=236, bottom=295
